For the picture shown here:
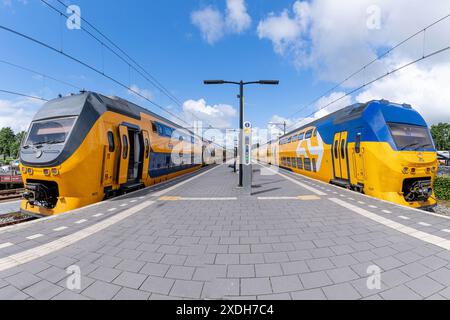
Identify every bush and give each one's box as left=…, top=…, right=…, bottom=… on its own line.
left=435, top=176, right=450, bottom=200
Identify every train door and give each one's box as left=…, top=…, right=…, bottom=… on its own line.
left=141, top=130, right=150, bottom=181
left=332, top=131, right=350, bottom=182
left=127, top=129, right=142, bottom=182
left=102, top=130, right=116, bottom=187
left=118, top=125, right=130, bottom=185
left=353, top=131, right=366, bottom=183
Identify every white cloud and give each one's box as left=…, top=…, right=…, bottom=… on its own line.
left=225, top=0, right=252, bottom=33
left=182, top=98, right=237, bottom=128
left=127, top=84, right=153, bottom=101
left=191, top=7, right=225, bottom=45
left=356, top=62, right=450, bottom=125
left=0, top=96, right=44, bottom=132
left=191, top=0, right=251, bottom=45
left=258, top=0, right=450, bottom=126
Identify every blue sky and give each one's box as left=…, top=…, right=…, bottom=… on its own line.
left=1, top=0, right=449, bottom=134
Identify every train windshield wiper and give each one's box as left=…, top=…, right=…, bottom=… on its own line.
left=414, top=143, right=433, bottom=150
left=400, top=142, right=419, bottom=150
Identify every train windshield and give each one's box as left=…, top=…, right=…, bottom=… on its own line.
left=388, top=123, right=434, bottom=151
left=25, top=117, right=77, bottom=146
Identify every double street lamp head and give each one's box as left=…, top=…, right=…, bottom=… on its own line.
left=258, top=80, right=279, bottom=85
left=204, top=80, right=225, bottom=85
left=203, top=80, right=279, bottom=86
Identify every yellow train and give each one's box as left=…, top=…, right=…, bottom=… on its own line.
left=20, top=91, right=207, bottom=216
left=256, top=100, right=439, bottom=210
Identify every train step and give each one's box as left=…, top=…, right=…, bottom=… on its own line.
left=330, top=179, right=351, bottom=188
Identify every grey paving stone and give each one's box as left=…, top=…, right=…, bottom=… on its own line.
left=373, top=256, right=404, bottom=271
left=51, top=290, right=90, bottom=300
left=113, top=271, right=147, bottom=289
left=419, top=256, right=449, bottom=270
left=193, top=265, right=227, bottom=281
left=93, top=255, right=122, bottom=268
left=400, top=262, right=433, bottom=278
left=405, top=276, right=445, bottom=298
left=291, top=288, right=326, bottom=300
left=258, top=293, right=291, bottom=300
left=299, top=271, right=333, bottom=289
left=36, top=266, right=68, bottom=284
left=23, top=280, right=64, bottom=300
left=215, top=254, right=239, bottom=265
left=166, top=266, right=196, bottom=280
left=227, top=265, right=255, bottom=278
left=5, top=271, right=40, bottom=290
left=306, top=258, right=335, bottom=271
left=139, top=262, right=170, bottom=277
left=113, top=287, right=150, bottom=300
left=202, top=278, right=239, bottom=299
left=89, top=266, right=121, bottom=282
left=140, top=276, right=174, bottom=295
left=281, top=261, right=309, bottom=275
left=170, top=280, right=203, bottom=299
left=160, top=254, right=187, bottom=266
left=428, top=267, right=450, bottom=286
left=115, top=259, right=145, bottom=273
left=241, top=278, right=272, bottom=296
left=47, top=256, right=77, bottom=269
left=240, top=253, right=265, bottom=264
left=270, top=275, right=303, bottom=293
left=380, top=285, right=423, bottom=300
left=322, top=283, right=361, bottom=300
left=380, top=269, right=411, bottom=287
left=326, top=267, right=359, bottom=284
left=264, top=252, right=290, bottom=263
left=82, top=281, right=121, bottom=300
left=0, top=285, right=29, bottom=300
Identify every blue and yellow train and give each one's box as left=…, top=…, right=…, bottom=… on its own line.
left=256, top=100, right=439, bottom=210
left=19, top=91, right=210, bottom=216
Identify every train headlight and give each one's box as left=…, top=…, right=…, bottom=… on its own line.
left=27, top=168, right=33, bottom=175
left=43, top=169, right=50, bottom=176
left=51, top=168, right=59, bottom=176
left=402, top=167, right=409, bottom=174
left=431, top=167, right=436, bottom=173
left=21, top=167, right=27, bottom=173
left=411, top=168, right=416, bottom=174
left=426, top=168, right=431, bottom=174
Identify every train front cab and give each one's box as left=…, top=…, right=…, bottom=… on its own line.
left=330, top=102, right=438, bottom=210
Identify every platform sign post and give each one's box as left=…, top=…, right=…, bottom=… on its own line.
left=242, top=121, right=252, bottom=194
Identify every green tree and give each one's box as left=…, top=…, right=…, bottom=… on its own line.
left=431, top=123, right=450, bottom=151
left=9, top=131, right=26, bottom=159
left=0, top=127, right=15, bottom=159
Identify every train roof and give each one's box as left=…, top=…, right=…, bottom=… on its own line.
left=279, top=99, right=418, bottom=139
left=33, top=91, right=197, bottom=136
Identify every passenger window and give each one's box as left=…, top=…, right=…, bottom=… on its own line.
left=107, top=131, right=115, bottom=152
left=122, top=135, right=128, bottom=159
left=341, top=139, right=346, bottom=159
left=305, top=130, right=313, bottom=139
left=145, top=138, right=150, bottom=158
left=298, top=133, right=304, bottom=140
left=355, top=133, right=361, bottom=154
left=157, top=124, right=163, bottom=136
left=334, top=141, right=339, bottom=158
left=313, top=129, right=317, bottom=137
left=152, top=122, right=157, bottom=133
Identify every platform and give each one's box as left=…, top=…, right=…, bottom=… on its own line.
left=0, top=164, right=450, bottom=300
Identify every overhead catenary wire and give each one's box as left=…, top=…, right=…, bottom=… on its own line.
left=0, top=24, right=193, bottom=128
left=282, top=44, right=450, bottom=136
left=42, top=0, right=205, bottom=126
left=0, top=89, right=49, bottom=101
left=283, top=13, right=450, bottom=132
left=0, top=58, right=82, bottom=90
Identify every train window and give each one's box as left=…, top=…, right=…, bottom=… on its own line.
left=341, top=139, right=346, bottom=159
left=312, top=159, right=317, bottom=172
left=152, top=122, right=157, bottom=133
left=179, top=136, right=184, bottom=141
left=305, top=130, right=313, bottom=139
left=25, top=117, right=76, bottom=146
left=297, top=157, right=303, bottom=169
left=287, top=158, right=291, bottom=166
left=292, top=135, right=298, bottom=142
left=334, top=141, right=339, bottom=158
left=107, top=131, right=115, bottom=152
left=157, top=124, right=163, bottom=136
left=355, top=133, right=361, bottom=153
left=388, top=122, right=434, bottom=151
left=291, top=157, right=297, bottom=168
left=298, top=132, right=304, bottom=140
left=287, top=137, right=292, bottom=143
left=122, top=135, right=128, bottom=159
left=313, top=129, right=317, bottom=137
left=145, top=138, right=150, bottom=158
left=164, top=126, right=173, bottom=138
left=304, top=158, right=311, bottom=171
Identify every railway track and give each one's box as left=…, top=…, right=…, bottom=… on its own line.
left=0, top=212, right=36, bottom=228
left=0, top=188, right=23, bottom=202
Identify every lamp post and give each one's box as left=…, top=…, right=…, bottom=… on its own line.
left=204, top=80, right=279, bottom=187
left=268, top=121, right=287, bottom=136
